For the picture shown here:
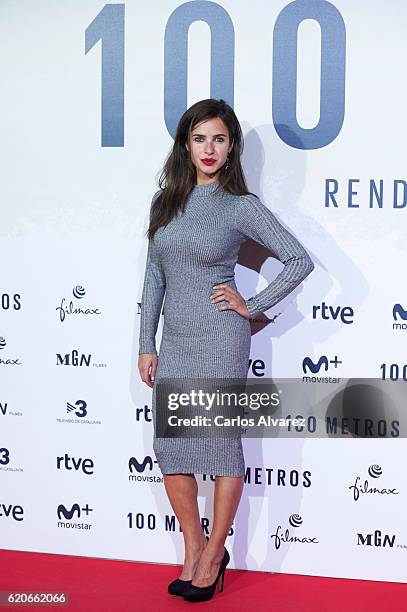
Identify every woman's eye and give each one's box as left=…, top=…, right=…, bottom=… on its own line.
left=193, top=137, right=225, bottom=142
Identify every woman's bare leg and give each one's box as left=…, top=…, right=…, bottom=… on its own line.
left=191, top=475, right=244, bottom=587
left=163, top=473, right=207, bottom=580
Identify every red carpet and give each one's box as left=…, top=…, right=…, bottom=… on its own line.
left=0, top=550, right=406, bottom=611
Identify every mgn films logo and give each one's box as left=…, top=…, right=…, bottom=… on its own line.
left=128, top=455, right=162, bottom=483
left=57, top=503, right=93, bottom=530
left=56, top=349, right=107, bottom=368
left=356, top=530, right=406, bottom=550
left=56, top=285, right=101, bottom=323
left=302, top=354, right=342, bottom=382
left=348, top=464, right=399, bottom=502
left=56, top=399, right=101, bottom=426
left=0, top=336, right=21, bottom=366
left=393, top=303, right=407, bottom=331
left=270, top=514, right=318, bottom=550
left=0, top=400, right=23, bottom=418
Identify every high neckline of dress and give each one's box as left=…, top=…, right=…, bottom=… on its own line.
left=191, top=180, right=221, bottom=196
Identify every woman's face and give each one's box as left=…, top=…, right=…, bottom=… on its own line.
left=186, top=117, right=233, bottom=183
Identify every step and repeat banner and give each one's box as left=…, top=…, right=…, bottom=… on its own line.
left=1, top=0, right=406, bottom=584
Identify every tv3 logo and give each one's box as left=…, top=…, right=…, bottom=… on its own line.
left=67, top=400, right=87, bottom=417
left=0, top=447, right=10, bottom=465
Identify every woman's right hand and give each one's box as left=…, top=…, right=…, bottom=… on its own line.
left=138, top=353, right=158, bottom=388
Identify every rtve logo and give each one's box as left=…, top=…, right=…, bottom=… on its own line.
left=0, top=502, right=24, bottom=521
left=135, top=405, right=153, bottom=422
left=56, top=453, right=94, bottom=475
left=312, top=302, right=354, bottom=324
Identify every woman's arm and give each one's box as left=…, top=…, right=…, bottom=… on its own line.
left=235, top=194, right=314, bottom=319
left=138, top=193, right=166, bottom=354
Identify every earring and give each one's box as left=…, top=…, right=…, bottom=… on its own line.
left=224, top=154, right=230, bottom=172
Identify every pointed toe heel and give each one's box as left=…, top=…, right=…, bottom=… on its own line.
left=168, top=535, right=209, bottom=596
left=183, top=546, right=230, bottom=603
left=168, top=578, right=192, bottom=596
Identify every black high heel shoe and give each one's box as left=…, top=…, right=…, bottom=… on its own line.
left=168, top=535, right=209, bottom=596
left=182, top=546, right=230, bottom=603
left=167, top=577, right=192, bottom=596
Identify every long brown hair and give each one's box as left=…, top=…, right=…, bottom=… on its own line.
left=147, top=98, right=256, bottom=241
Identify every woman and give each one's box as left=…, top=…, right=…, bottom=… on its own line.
left=138, top=98, right=314, bottom=602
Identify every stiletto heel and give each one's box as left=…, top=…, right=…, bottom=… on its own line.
left=168, top=535, right=209, bottom=596
left=218, top=567, right=225, bottom=592
left=183, top=546, right=230, bottom=602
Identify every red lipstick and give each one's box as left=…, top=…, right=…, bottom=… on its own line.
left=202, top=158, right=216, bottom=166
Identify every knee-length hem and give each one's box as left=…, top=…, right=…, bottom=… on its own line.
left=156, top=448, right=246, bottom=478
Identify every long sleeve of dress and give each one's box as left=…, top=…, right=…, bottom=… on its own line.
left=235, top=194, right=314, bottom=319
left=138, top=193, right=166, bottom=354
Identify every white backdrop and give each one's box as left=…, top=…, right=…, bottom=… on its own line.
left=1, top=0, right=406, bottom=583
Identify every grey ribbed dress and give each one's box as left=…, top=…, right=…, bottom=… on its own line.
left=138, top=180, right=314, bottom=476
